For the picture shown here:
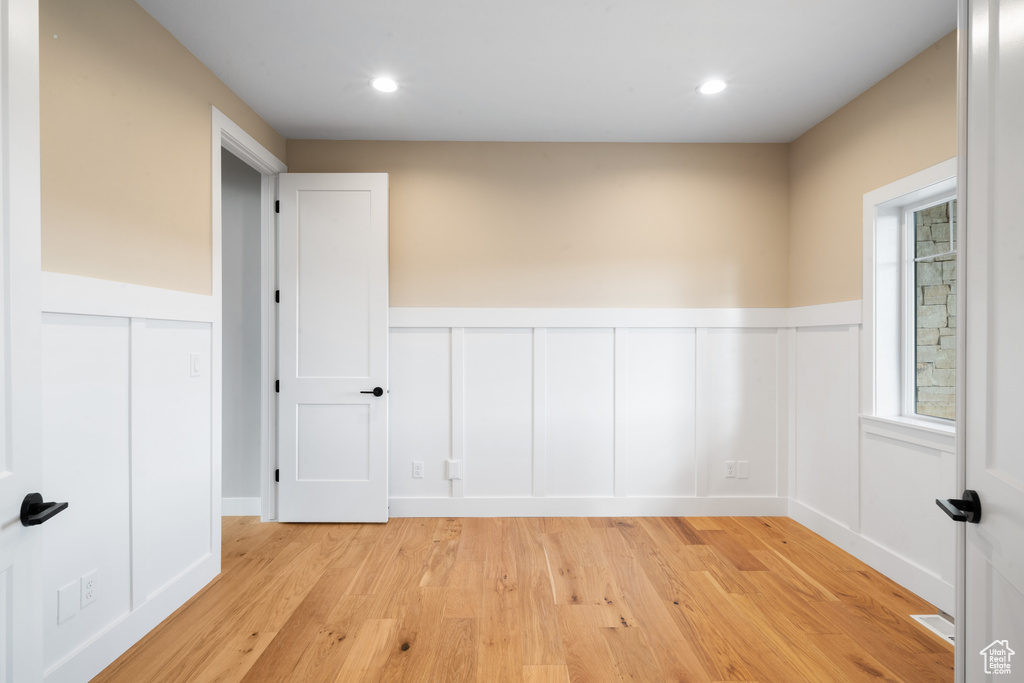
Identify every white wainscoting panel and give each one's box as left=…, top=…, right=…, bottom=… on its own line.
left=464, top=329, right=534, bottom=498
left=41, top=314, right=132, bottom=671
left=860, top=434, right=952, bottom=585
left=625, top=329, right=697, bottom=497
left=40, top=273, right=218, bottom=683
left=388, top=329, right=453, bottom=498
left=130, top=320, right=213, bottom=605
left=697, top=329, right=779, bottom=498
left=545, top=329, right=616, bottom=497
left=793, top=325, right=860, bottom=527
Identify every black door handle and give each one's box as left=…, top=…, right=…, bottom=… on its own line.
left=21, top=493, right=69, bottom=527
left=936, top=489, right=981, bottom=524
left=360, top=387, right=384, bottom=397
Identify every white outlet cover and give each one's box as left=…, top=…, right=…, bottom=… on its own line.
left=81, top=570, right=97, bottom=607
left=412, top=461, right=424, bottom=478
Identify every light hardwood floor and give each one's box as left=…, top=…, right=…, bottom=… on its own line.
left=94, top=516, right=953, bottom=682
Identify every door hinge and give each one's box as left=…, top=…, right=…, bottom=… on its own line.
left=275, top=469, right=279, bottom=483
left=275, top=380, right=280, bottom=393
left=275, top=290, right=280, bottom=303
left=275, top=200, right=280, bottom=213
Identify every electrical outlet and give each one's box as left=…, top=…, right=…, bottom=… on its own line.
left=725, top=461, right=737, bottom=478
left=412, top=461, right=424, bottom=478
left=737, top=461, right=750, bottom=479
left=81, top=570, right=97, bottom=607
left=447, top=459, right=463, bottom=480
left=58, top=580, right=80, bottom=624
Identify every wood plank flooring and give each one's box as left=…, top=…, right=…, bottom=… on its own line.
left=93, top=517, right=953, bottom=682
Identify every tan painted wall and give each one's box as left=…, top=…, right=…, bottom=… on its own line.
left=789, top=31, right=958, bottom=307
left=288, top=141, right=791, bottom=308
left=40, top=0, right=286, bottom=295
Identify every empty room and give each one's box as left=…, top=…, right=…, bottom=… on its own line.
left=3, top=0, right=1022, bottom=681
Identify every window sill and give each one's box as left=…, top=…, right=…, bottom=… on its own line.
left=860, top=414, right=956, bottom=452
left=862, top=414, right=954, bottom=435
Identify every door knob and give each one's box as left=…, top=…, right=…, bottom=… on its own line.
left=21, top=492, right=69, bottom=527
left=936, top=489, right=981, bottom=524
left=360, top=387, right=384, bottom=397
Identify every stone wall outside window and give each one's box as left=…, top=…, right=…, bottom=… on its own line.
left=914, top=201, right=956, bottom=419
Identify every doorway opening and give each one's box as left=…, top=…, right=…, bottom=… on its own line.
left=221, top=149, right=264, bottom=516
left=211, top=107, right=287, bottom=523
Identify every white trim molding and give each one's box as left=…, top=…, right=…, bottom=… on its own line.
left=390, top=496, right=789, bottom=518
left=390, top=302, right=860, bottom=330
left=789, top=499, right=953, bottom=613
left=42, top=272, right=214, bottom=322
left=221, top=497, right=262, bottom=516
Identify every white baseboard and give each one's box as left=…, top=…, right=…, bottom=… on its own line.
left=43, top=554, right=218, bottom=683
left=221, top=497, right=261, bottom=516
left=388, top=496, right=789, bottom=518
left=788, top=499, right=954, bottom=614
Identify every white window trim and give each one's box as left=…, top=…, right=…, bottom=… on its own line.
left=862, top=157, right=957, bottom=434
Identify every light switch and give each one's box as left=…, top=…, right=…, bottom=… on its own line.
left=190, top=352, right=201, bottom=377
left=447, top=459, right=463, bottom=480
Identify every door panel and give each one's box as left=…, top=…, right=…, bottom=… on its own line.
left=296, top=189, right=372, bottom=379
left=962, top=0, right=1024, bottom=679
left=278, top=173, right=389, bottom=523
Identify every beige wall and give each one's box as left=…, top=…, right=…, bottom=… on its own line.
left=39, top=1, right=954, bottom=308
left=288, top=141, right=791, bottom=308
left=40, top=0, right=286, bottom=295
left=788, top=31, right=958, bottom=307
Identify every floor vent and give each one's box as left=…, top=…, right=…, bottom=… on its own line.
left=911, top=614, right=955, bottom=644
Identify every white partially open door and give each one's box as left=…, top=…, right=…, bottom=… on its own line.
left=277, top=173, right=389, bottom=522
left=955, top=0, right=1024, bottom=679
left=0, top=0, right=43, bottom=680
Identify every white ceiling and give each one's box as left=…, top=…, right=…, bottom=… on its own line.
left=136, top=0, right=957, bottom=143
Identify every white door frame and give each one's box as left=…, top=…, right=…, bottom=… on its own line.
left=3, top=0, right=43, bottom=679
left=210, top=107, right=287, bottom=521
left=954, top=0, right=967, bottom=679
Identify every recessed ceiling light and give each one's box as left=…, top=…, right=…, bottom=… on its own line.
left=697, top=79, right=727, bottom=95
left=371, top=76, right=398, bottom=93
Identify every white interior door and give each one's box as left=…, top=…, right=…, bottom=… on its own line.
left=959, top=0, right=1024, bottom=679
left=0, top=0, right=43, bottom=680
left=277, top=173, right=389, bottom=522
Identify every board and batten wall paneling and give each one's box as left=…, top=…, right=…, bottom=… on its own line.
left=793, top=325, right=860, bottom=528
left=41, top=314, right=132, bottom=672
left=463, top=329, right=534, bottom=498
left=545, top=329, right=616, bottom=497
left=40, top=274, right=218, bottom=683
left=130, top=319, right=213, bottom=605
left=860, top=433, right=956, bottom=588
left=387, top=328, right=453, bottom=498
left=697, top=328, right=780, bottom=498
left=625, top=329, right=697, bottom=497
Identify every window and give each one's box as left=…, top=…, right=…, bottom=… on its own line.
left=907, top=199, right=956, bottom=420
left=862, top=158, right=957, bottom=427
